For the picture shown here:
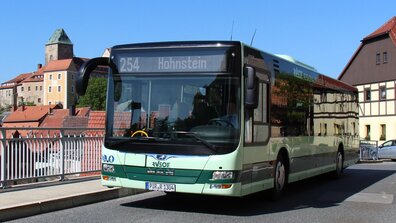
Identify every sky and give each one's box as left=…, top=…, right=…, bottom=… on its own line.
left=0, top=0, right=395, bottom=83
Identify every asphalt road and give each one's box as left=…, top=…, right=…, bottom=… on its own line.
left=9, top=162, right=396, bottom=223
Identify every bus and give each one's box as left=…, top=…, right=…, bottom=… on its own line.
left=77, top=41, right=359, bottom=197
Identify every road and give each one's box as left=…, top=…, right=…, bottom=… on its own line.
left=9, top=162, right=396, bottom=223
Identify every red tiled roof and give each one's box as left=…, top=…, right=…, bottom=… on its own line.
left=315, top=75, right=357, bottom=92
left=2, top=72, right=32, bottom=84
left=44, top=59, right=73, bottom=72
left=363, top=16, right=396, bottom=44
left=76, top=107, right=91, bottom=117
left=39, top=109, right=70, bottom=128
left=21, top=73, right=44, bottom=83
left=85, top=111, right=106, bottom=136
left=88, top=111, right=106, bottom=128
left=3, top=105, right=59, bottom=123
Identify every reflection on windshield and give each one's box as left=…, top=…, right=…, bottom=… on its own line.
left=106, top=75, right=240, bottom=154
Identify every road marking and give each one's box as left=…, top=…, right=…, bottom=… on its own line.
left=346, top=192, right=394, bottom=204
left=320, top=192, right=394, bottom=204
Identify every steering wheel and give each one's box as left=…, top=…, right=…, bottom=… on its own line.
left=131, top=130, right=149, bottom=137
left=208, top=118, right=234, bottom=127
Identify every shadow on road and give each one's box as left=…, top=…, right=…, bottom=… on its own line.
left=121, top=163, right=396, bottom=216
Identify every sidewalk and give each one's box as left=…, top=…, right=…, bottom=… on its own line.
left=0, top=178, right=144, bottom=222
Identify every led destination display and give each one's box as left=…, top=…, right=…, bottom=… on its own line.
left=114, top=48, right=230, bottom=73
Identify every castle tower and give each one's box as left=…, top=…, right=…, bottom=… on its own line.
left=45, top=28, right=73, bottom=64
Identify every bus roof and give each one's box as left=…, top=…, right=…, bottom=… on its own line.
left=112, top=41, right=242, bottom=50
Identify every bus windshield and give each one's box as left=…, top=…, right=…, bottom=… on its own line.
left=105, top=47, right=241, bottom=155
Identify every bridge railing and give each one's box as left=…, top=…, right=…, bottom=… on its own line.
left=0, top=127, right=104, bottom=188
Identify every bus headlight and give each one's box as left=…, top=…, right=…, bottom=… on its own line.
left=211, top=171, right=234, bottom=180
left=103, top=164, right=115, bottom=173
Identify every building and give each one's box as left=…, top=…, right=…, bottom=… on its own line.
left=0, top=73, right=32, bottom=109
left=45, top=29, right=73, bottom=65
left=339, top=16, right=396, bottom=143
left=17, top=65, right=45, bottom=106
left=43, top=57, right=87, bottom=108
left=1, top=28, right=107, bottom=111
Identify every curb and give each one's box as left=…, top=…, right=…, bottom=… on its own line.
left=0, top=187, right=145, bottom=222
left=358, top=159, right=394, bottom=163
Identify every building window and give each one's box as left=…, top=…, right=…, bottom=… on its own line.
left=49, top=86, right=52, bottom=92
left=380, top=124, right=386, bottom=141
left=376, top=53, right=381, bottom=65
left=58, top=73, right=61, bottom=79
left=48, top=101, right=52, bottom=105
left=38, top=98, right=41, bottom=103
left=28, top=86, right=31, bottom=91
left=365, top=125, right=371, bottom=140
left=71, top=86, right=74, bottom=93
left=58, top=86, right=61, bottom=92
left=383, top=52, right=388, bottom=63
left=21, top=87, right=24, bottom=91
left=380, top=86, right=386, bottom=100
left=49, top=74, right=52, bottom=80
left=365, top=88, right=371, bottom=101
left=71, top=74, right=74, bottom=80
left=35, top=86, right=38, bottom=91
left=40, top=86, right=42, bottom=91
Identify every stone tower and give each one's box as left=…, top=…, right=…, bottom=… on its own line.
left=45, top=28, right=73, bottom=64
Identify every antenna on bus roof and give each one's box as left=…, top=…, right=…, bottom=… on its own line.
left=250, top=29, right=257, bottom=46
left=230, top=20, right=234, bottom=40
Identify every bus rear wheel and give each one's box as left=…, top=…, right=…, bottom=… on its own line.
left=333, top=149, right=344, bottom=179
left=271, top=154, right=287, bottom=200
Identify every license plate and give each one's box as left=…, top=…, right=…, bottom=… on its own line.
left=145, top=182, right=176, bottom=192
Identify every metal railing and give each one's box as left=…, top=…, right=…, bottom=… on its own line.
left=359, top=140, right=378, bottom=161
left=0, top=127, right=104, bottom=188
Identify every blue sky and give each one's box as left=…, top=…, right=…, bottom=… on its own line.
left=0, top=0, right=395, bottom=83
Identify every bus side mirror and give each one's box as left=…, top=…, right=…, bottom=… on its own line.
left=76, top=57, right=109, bottom=96
left=244, top=65, right=258, bottom=109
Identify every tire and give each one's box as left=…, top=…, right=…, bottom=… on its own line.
left=333, top=149, right=344, bottom=179
left=271, top=154, right=287, bottom=200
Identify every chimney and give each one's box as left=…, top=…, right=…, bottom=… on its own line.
left=37, top=64, right=43, bottom=70
left=12, top=86, right=18, bottom=111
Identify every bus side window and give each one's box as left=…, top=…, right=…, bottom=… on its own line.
left=245, top=71, right=270, bottom=145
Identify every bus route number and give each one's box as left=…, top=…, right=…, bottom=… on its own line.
left=119, top=57, right=140, bottom=72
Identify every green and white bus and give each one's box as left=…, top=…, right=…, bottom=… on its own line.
left=77, top=41, right=359, bottom=197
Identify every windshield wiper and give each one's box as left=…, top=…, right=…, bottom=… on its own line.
left=172, top=131, right=217, bottom=152
left=107, top=137, right=169, bottom=147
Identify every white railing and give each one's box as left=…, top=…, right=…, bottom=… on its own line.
left=0, top=127, right=104, bottom=188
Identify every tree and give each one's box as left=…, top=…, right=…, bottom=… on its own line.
left=76, top=77, right=107, bottom=110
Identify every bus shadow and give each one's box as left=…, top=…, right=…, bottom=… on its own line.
left=120, top=164, right=396, bottom=216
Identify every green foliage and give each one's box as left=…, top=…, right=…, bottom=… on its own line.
left=18, top=101, right=36, bottom=106
left=76, top=77, right=107, bottom=110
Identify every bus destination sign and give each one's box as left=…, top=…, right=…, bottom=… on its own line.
left=115, top=53, right=228, bottom=73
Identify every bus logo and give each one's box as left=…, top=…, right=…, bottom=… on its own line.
left=102, top=155, right=115, bottom=163
left=152, top=161, right=170, bottom=168
left=156, top=155, right=167, bottom=160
